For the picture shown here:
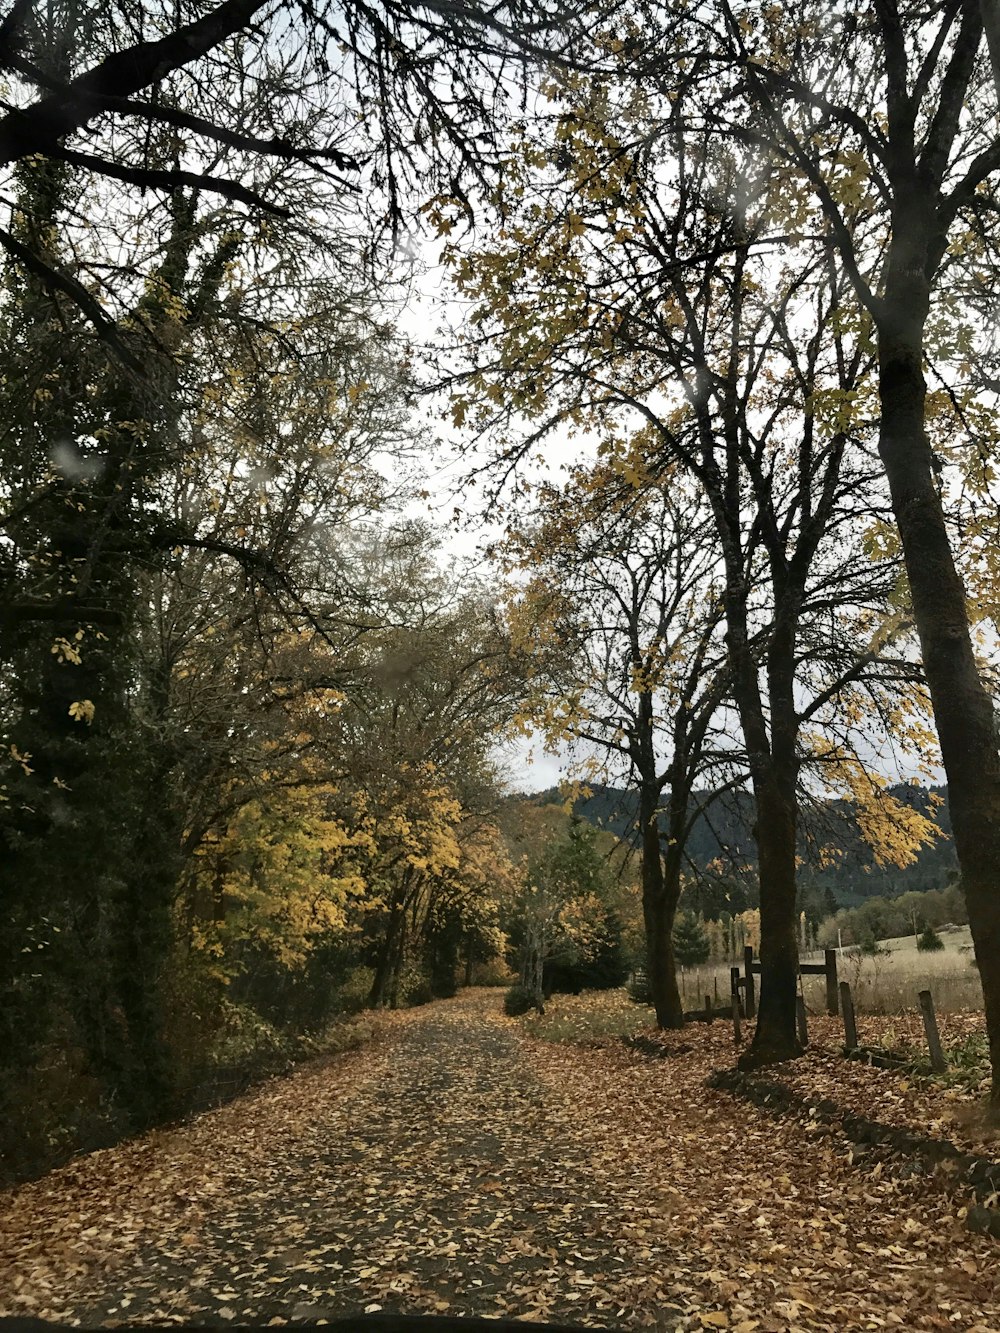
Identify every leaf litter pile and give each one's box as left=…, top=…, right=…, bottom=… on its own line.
left=2, top=990, right=999, bottom=1331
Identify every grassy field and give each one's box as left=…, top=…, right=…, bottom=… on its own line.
left=516, top=926, right=982, bottom=1053
left=677, top=923, right=983, bottom=1017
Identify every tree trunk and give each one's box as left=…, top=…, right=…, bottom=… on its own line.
left=876, top=264, right=1000, bottom=1106
left=721, top=571, right=802, bottom=1065
left=114, top=771, right=182, bottom=1128
left=744, top=774, right=801, bottom=1064
left=744, top=595, right=804, bottom=1064
left=388, top=913, right=408, bottom=1010
left=640, top=785, right=683, bottom=1027
left=369, top=902, right=404, bottom=1007
left=114, top=874, right=174, bottom=1126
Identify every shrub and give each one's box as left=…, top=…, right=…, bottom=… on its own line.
left=309, top=1014, right=376, bottom=1057
left=473, top=958, right=516, bottom=987
left=917, top=925, right=945, bottom=952
left=399, top=963, right=435, bottom=1007
left=546, top=912, right=629, bottom=995
left=504, top=983, right=539, bottom=1017
left=332, top=966, right=375, bottom=1015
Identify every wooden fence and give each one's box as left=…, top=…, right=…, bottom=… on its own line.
left=669, top=949, right=950, bottom=1072
left=729, top=945, right=840, bottom=1020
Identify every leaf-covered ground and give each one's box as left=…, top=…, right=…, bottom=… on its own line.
left=2, top=990, right=999, bottom=1331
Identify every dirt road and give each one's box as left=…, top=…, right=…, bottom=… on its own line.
left=1, top=990, right=997, bottom=1330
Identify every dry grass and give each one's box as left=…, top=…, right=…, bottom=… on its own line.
left=831, top=926, right=982, bottom=1015
left=523, top=927, right=983, bottom=1072
left=678, top=924, right=982, bottom=1018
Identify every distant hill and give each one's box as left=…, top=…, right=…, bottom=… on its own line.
left=524, top=781, right=957, bottom=907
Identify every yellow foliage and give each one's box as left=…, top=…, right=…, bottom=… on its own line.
left=190, top=784, right=371, bottom=972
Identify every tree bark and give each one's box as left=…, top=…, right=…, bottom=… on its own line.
left=639, top=784, right=684, bottom=1028
left=723, top=582, right=802, bottom=1066
left=369, top=901, right=404, bottom=1008
left=745, top=774, right=801, bottom=1064
left=876, top=256, right=1000, bottom=1106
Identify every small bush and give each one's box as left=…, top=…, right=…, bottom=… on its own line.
left=859, top=932, right=891, bottom=957
left=307, top=1014, right=376, bottom=1058
left=504, top=983, right=539, bottom=1017
left=397, top=962, right=435, bottom=1007
left=473, top=959, right=516, bottom=988
left=917, top=925, right=945, bottom=952
left=331, top=966, right=375, bottom=1015
left=211, top=998, right=297, bottom=1072
left=404, top=978, right=435, bottom=1007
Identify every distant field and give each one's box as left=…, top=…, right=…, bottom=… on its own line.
left=877, top=923, right=973, bottom=955
left=678, top=923, right=982, bottom=1017
left=832, top=924, right=982, bottom=1014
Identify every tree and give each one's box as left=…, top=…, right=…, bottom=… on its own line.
left=309, top=530, right=526, bottom=1008
left=504, top=463, right=732, bottom=1026
left=0, top=0, right=602, bottom=353
left=641, top=0, right=1000, bottom=1105
left=445, top=86, right=939, bottom=1063
left=918, top=924, right=946, bottom=952
left=0, top=155, right=420, bottom=1153
left=541, top=818, right=628, bottom=993
left=509, top=817, right=617, bottom=1008
left=0, top=156, right=260, bottom=1126
left=672, top=913, right=711, bottom=969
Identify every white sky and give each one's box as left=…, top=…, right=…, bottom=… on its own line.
left=393, top=243, right=600, bottom=796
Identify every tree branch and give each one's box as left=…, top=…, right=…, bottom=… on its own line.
left=0, top=0, right=272, bottom=164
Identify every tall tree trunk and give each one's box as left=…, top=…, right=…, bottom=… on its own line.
left=114, top=870, right=174, bottom=1127
left=747, top=603, right=804, bottom=1063
left=747, top=773, right=800, bottom=1063
left=369, top=901, right=404, bottom=1007
left=877, top=259, right=1000, bottom=1107
left=722, top=574, right=802, bottom=1064
left=114, top=760, right=182, bottom=1128
left=388, top=913, right=408, bottom=1010
left=640, top=786, right=684, bottom=1028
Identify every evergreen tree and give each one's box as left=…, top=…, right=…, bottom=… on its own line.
left=917, top=925, right=945, bottom=953
left=673, top=913, right=711, bottom=968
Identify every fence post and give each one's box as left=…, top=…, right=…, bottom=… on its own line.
left=839, top=980, right=858, bottom=1052
left=730, top=966, right=743, bottom=1018
left=796, top=994, right=809, bottom=1048
left=732, top=994, right=742, bottom=1045
left=825, top=948, right=839, bottom=1017
left=744, top=945, right=756, bottom=1019
left=705, top=994, right=714, bottom=1023
left=918, top=989, right=947, bottom=1073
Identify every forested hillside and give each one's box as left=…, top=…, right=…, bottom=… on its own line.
left=529, top=783, right=957, bottom=905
